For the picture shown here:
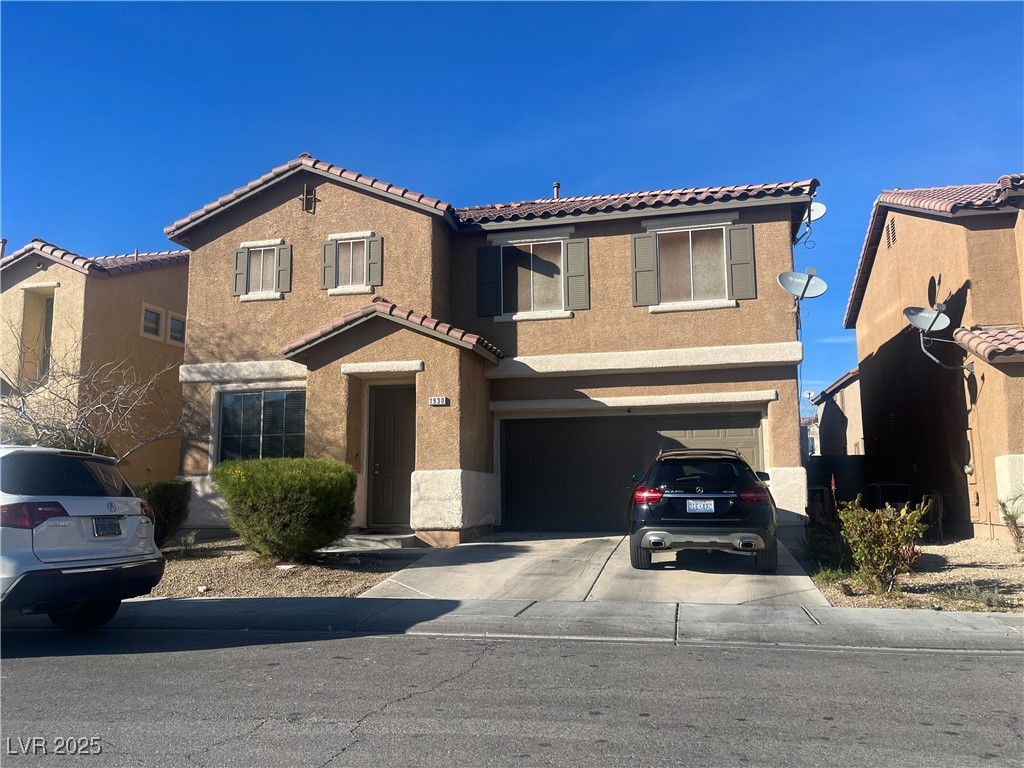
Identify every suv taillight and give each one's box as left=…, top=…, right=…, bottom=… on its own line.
left=633, top=487, right=664, bottom=505
left=738, top=487, right=772, bottom=504
left=0, top=502, right=70, bottom=529
left=140, top=501, right=155, bottom=523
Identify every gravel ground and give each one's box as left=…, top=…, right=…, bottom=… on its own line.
left=813, top=537, right=1024, bottom=612
left=151, top=535, right=424, bottom=599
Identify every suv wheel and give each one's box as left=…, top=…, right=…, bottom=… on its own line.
left=48, top=599, right=122, bottom=631
left=754, top=541, right=778, bottom=574
left=630, top=544, right=653, bottom=570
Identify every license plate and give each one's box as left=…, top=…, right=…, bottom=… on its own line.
left=93, top=517, right=122, bottom=537
left=686, top=499, right=715, bottom=514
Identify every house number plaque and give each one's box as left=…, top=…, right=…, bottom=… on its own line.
left=428, top=396, right=450, bottom=407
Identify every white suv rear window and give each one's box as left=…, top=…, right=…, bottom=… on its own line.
left=1, top=453, right=134, bottom=497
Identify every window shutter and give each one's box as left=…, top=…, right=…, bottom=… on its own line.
left=232, top=250, right=248, bottom=296
left=476, top=246, right=501, bottom=316
left=275, top=245, right=292, bottom=293
left=631, top=233, right=658, bottom=307
left=367, top=236, right=383, bottom=286
left=564, top=238, right=590, bottom=311
left=321, top=241, right=337, bottom=289
left=726, top=224, right=756, bottom=300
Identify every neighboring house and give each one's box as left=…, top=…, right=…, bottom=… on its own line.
left=166, top=153, right=819, bottom=544
left=844, top=173, right=1024, bottom=538
left=810, top=368, right=863, bottom=456
left=0, top=239, right=189, bottom=484
left=800, top=416, right=820, bottom=458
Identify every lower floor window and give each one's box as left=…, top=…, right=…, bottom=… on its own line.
left=219, top=390, right=306, bottom=462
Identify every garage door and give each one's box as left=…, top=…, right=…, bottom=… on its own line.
left=501, top=413, right=763, bottom=532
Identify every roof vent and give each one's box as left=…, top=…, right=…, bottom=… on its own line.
left=552, top=182, right=560, bottom=199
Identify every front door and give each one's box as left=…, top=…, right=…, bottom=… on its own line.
left=369, top=385, right=415, bottom=528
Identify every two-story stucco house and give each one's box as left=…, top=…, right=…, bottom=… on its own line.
left=844, top=174, right=1024, bottom=539
left=0, top=239, right=189, bottom=484
left=167, top=154, right=818, bottom=545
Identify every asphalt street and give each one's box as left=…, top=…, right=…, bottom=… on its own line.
left=1, top=624, right=1021, bottom=768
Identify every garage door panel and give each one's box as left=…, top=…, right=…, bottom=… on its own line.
left=502, top=413, right=763, bottom=532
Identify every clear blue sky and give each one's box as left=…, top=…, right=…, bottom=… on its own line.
left=3, top=2, right=1022, bottom=411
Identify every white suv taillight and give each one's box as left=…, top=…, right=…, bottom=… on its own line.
left=0, top=502, right=70, bottom=529
left=140, top=501, right=155, bottom=524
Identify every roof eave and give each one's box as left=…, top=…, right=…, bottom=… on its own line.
left=457, top=192, right=816, bottom=232
left=166, top=165, right=458, bottom=243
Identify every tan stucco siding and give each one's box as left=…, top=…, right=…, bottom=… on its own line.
left=180, top=174, right=441, bottom=365
left=854, top=208, right=1024, bottom=537
left=81, top=266, right=188, bottom=483
left=964, top=213, right=1022, bottom=327
left=447, top=206, right=800, bottom=358
left=1, top=259, right=87, bottom=389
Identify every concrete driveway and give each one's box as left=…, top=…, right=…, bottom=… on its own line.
left=361, top=533, right=829, bottom=606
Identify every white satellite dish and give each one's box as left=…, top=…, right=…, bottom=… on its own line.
left=903, top=306, right=951, bottom=333
left=778, top=271, right=828, bottom=300
left=808, top=202, right=827, bottom=222
left=803, top=390, right=815, bottom=400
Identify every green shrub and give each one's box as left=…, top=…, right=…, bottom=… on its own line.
left=136, top=479, right=192, bottom=547
left=998, top=490, right=1024, bottom=554
left=838, top=495, right=929, bottom=593
left=211, top=458, right=356, bottom=561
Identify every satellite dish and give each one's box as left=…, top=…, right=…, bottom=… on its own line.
left=778, top=271, right=828, bottom=300
left=803, top=390, right=815, bottom=400
left=808, top=202, right=827, bottom=222
left=903, top=306, right=951, bottom=333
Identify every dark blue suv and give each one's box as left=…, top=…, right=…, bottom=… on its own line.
left=628, top=449, right=778, bottom=572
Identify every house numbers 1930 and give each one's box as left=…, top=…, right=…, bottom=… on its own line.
left=427, top=396, right=450, bottom=407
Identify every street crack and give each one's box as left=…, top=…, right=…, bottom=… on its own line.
left=316, top=641, right=496, bottom=768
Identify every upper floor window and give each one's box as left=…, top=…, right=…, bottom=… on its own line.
left=632, top=224, right=755, bottom=309
left=219, top=389, right=306, bottom=462
left=140, top=303, right=165, bottom=341
left=321, top=233, right=383, bottom=293
left=501, top=242, right=563, bottom=313
left=476, top=238, right=590, bottom=317
left=232, top=241, right=292, bottom=300
left=168, top=312, right=186, bottom=346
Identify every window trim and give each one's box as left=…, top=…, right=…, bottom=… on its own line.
left=332, top=237, right=370, bottom=289
left=498, top=240, right=566, bottom=316
left=167, top=312, right=186, bottom=347
left=140, top=302, right=165, bottom=341
left=654, top=225, right=730, bottom=306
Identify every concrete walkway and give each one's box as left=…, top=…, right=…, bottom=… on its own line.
left=6, top=596, right=1019, bottom=652
left=360, top=533, right=830, bottom=607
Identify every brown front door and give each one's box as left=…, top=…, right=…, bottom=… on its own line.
left=369, top=385, right=415, bottom=528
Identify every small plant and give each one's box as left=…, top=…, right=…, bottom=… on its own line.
left=838, top=494, right=929, bottom=593
left=936, top=583, right=1010, bottom=609
left=136, top=479, right=193, bottom=547
left=172, top=529, right=199, bottom=558
left=999, top=489, right=1024, bottom=554
left=212, top=458, right=356, bottom=562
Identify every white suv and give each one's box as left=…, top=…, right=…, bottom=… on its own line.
left=1, top=445, right=164, bottom=630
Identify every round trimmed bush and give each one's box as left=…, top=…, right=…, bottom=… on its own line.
left=211, top=458, right=357, bottom=561
left=136, top=479, right=192, bottom=547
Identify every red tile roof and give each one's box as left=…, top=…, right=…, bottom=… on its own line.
left=1, top=238, right=189, bottom=277
left=165, top=154, right=455, bottom=238
left=953, top=327, right=1024, bottom=363
left=165, top=153, right=820, bottom=239
left=454, top=179, right=819, bottom=225
left=282, top=297, right=505, bottom=362
left=844, top=173, right=1024, bottom=329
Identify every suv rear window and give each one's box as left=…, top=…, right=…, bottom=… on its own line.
left=0, top=453, right=134, bottom=497
left=649, top=458, right=758, bottom=492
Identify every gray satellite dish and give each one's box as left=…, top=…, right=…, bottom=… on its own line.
left=903, top=306, right=951, bottom=333
left=808, top=202, right=827, bottom=222
left=778, top=271, right=828, bottom=300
